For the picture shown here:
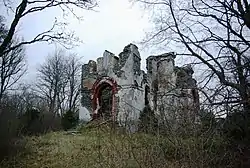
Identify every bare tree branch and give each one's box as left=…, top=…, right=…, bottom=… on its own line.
left=0, top=0, right=97, bottom=56
left=136, top=0, right=250, bottom=116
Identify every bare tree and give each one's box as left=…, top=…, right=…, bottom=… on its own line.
left=136, top=0, right=250, bottom=116
left=0, top=0, right=96, bottom=56
left=36, top=49, right=68, bottom=115
left=15, top=83, right=46, bottom=113
left=65, top=54, right=81, bottom=112
left=0, top=18, right=26, bottom=102
left=36, top=49, right=81, bottom=116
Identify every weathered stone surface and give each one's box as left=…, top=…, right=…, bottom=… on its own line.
left=175, top=65, right=196, bottom=89
left=81, top=89, right=92, bottom=111
left=81, top=44, right=199, bottom=130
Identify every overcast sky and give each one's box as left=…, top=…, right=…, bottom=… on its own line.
left=0, top=0, right=196, bottom=84
left=1, top=0, right=158, bottom=83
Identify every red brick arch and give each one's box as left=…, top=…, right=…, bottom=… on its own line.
left=92, top=77, right=118, bottom=120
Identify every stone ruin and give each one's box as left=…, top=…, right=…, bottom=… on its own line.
left=81, top=44, right=199, bottom=129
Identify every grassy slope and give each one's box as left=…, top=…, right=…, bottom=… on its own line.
left=0, top=124, right=228, bottom=168
left=0, top=126, right=178, bottom=168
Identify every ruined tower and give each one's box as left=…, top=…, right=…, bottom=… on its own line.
left=81, top=44, right=199, bottom=130
left=146, top=53, right=199, bottom=124
left=81, top=44, right=146, bottom=127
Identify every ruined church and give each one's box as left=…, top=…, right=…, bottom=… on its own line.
left=81, top=44, right=199, bottom=127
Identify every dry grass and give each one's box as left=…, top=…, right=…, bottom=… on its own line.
left=0, top=124, right=181, bottom=168
left=0, top=124, right=229, bottom=168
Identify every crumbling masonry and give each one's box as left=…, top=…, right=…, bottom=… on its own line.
left=81, top=44, right=199, bottom=128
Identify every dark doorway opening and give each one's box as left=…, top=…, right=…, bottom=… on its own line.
left=92, top=77, right=118, bottom=121
left=99, top=85, right=113, bottom=120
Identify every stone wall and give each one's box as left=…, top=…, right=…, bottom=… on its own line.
left=146, top=54, right=199, bottom=124
left=81, top=44, right=146, bottom=130
left=81, top=43, right=199, bottom=130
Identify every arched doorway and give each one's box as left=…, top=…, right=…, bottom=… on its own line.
left=99, top=84, right=112, bottom=119
left=92, top=77, right=118, bottom=120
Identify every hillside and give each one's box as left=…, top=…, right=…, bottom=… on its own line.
left=0, top=124, right=232, bottom=168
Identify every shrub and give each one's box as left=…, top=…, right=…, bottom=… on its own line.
left=0, top=104, right=23, bottom=160
left=20, top=108, right=63, bottom=135
left=222, top=111, right=247, bottom=140
left=138, top=105, right=158, bottom=134
left=61, top=110, right=79, bottom=130
left=20, top=108, right=41, bottom=135
left=41, top=112, right=62, bottom=132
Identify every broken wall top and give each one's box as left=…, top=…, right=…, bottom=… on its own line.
left=146, top=52, right=197, bottom=90
left=82, top=44, right=197, bottom=90
left=82, top=43, right=143, bottom=79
